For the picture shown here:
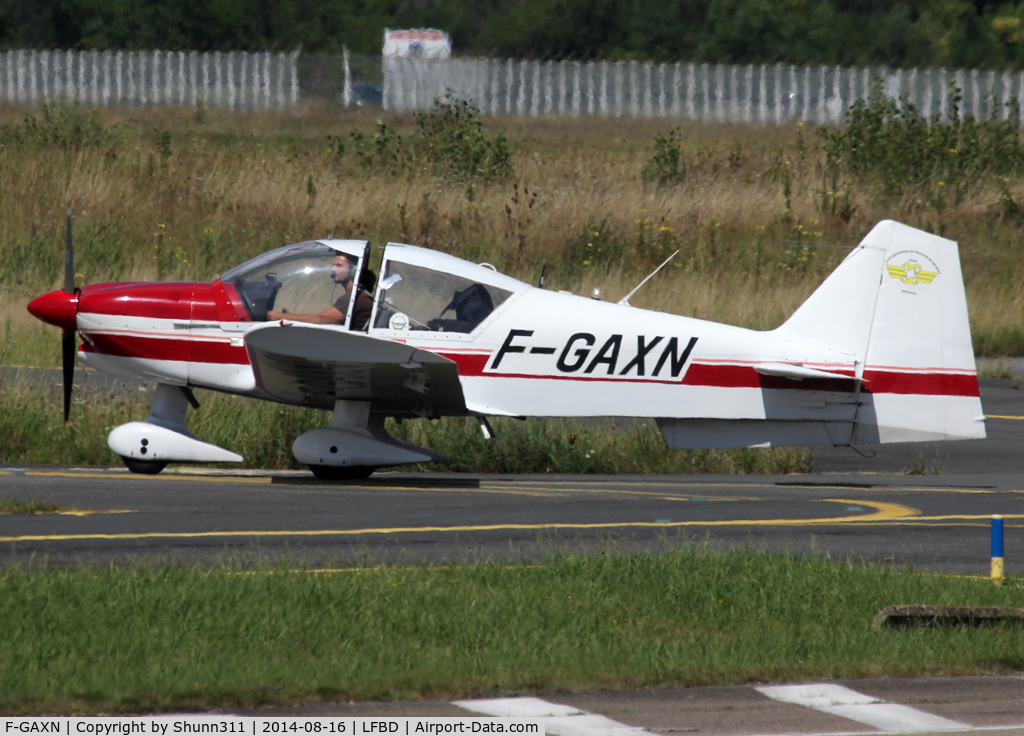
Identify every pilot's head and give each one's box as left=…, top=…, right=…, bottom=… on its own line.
left=331, top=254, right=357, bottom=285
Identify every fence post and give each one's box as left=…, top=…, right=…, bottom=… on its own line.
left=501, top=59, right=510, bottom=115
left=672, top=63, right=681, bottom=117
left=90, top=50, right=98, bottom=105
left=29, top=50, right=38, bottom=104
left=622, top=61, right=630, bottom=115
left=638, top=61, right=647, bottom=117
left=585, top=62, right=593, bottom=115
left=102, top=51, right=110, bottom=105
left=211, top=52, right=219, bottom=107
left=598, top=61, right=607, bottom=116
left=746, top=63, right=753, bottom=122
left=260, top=51, right=267, bottom=110
left=41, top=50, right=50, bottom=103
left=164, top=50, right=171, bottom=105
left=175, top=50, right=183, bottom=105
left=716, top=64, right=725, bottom=121
left=969, top=68, right=978, bottom=118
left=572, top=61, right=581, bottom=116
left=341, top=46, right=351, bottom=108
left=513, top=60, right=522, bottom=114
left=242, top=52, right=251, bottom=110
left=228, top=52, right=237, bottom=110
left=542, top=61, right=551, bottom=114
left=661, top=62, right=667, bottom=118
left=727, top=64, right=736, bottom=121
left=152, top=50, right=160, bottom=105
left=529, top=61, right=538, bottom=116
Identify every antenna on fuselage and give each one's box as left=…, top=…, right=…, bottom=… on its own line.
left=618, top=250, right=679, bottom=306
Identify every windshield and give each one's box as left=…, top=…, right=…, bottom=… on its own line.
left=220, top=242, right=360, bottom=322
left=373, top=261, right=511, bottom=333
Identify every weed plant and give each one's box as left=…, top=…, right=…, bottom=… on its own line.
left=641, top=128, right=686, bottom=187
left=0, top=548, right=1020, bottom=713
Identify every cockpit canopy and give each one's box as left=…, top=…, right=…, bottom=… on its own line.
left=219, top=240, right=368, bottom=323
left=372, top=244, right=527, bottom=335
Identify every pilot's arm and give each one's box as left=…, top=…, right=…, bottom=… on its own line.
left=266, top=306, right=345, bottom=324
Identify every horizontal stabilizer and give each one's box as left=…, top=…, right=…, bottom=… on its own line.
left=753, top=363, right=862, bottom=382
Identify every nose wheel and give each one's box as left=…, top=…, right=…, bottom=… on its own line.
left=309, top=465, right=375, bottom=480
left=122, top=457, right=168, bottom=475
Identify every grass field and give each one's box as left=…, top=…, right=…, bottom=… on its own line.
left=0, top=547, right=1020, bottom=715
left=1, top=100, right=1021, bottom=472
left=2, top=100, right=1023, bottom=368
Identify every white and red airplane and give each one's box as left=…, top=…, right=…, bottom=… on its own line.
left=28, top=217, right=985, bottom=478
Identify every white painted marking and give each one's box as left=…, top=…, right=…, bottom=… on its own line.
left=757, top=683, right=971, bottom=732
left=454, top=697, right=651, bottom=736
left=454, top=698, right=583, bottom=718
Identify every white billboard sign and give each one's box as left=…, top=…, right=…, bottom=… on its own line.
left=383, top=29, right=451, bottom=58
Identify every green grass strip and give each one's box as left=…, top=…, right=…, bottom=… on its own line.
left=0, top=498, right=60, bottom=514
left=1, top=547, right=1022, bottom=714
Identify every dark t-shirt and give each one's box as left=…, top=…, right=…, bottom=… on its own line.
left=333, top=287, right=373, bottom=331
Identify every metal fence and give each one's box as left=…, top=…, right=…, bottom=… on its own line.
left=3, top=48, right=1024, bottom=126
left=0, top=49, right=300, bottom=110
left=384, top=58, right=1024, bottom=124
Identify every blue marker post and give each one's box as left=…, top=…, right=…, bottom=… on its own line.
left=991, top=515, right=1004, bottom=585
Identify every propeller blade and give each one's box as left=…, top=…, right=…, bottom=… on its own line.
left=64, top=194, right=74, bottom=295
left=62, top=194, right=76, bottom=421
left=62, top=328, right=75, bottom=422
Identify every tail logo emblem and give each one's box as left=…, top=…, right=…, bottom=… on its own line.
left=886, top=251, right=939, bottom=286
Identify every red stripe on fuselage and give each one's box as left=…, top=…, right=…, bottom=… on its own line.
left=437, top=351, right=975, bottom=396
left=82, top=333, right=250, bottom=365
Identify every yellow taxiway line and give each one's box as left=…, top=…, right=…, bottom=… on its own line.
left=0, top=499, right=955, bottom=544
left=7, top=470, right=1018, bottom=500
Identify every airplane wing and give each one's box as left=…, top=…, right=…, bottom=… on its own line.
left=244, top=323, right=467, bottom=416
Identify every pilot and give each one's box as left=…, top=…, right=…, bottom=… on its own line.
left=267, top=253, right=373, bottom=330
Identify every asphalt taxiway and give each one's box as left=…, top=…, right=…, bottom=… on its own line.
left=0, top=379, right=1021, bottom=571
left=1, top=467, right=1020, bottom=573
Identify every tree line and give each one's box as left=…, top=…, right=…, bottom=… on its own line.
left=5, top=0, right=1024, bottom=69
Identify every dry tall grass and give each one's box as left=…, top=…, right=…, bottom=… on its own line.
left=2, top=102, right=1022, bottom=366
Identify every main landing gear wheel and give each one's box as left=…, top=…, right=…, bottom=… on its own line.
left=122, top=457, right=168, bottom=475
left=309, top=465, right=375, bottom=481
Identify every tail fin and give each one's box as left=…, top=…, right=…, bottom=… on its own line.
left=776, top=220, right=985, bottom=443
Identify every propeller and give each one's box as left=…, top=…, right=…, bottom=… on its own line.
left=62, top=194, right=75, bottom=422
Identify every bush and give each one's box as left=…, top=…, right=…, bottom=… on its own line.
left=0, top=103, right=116, bottom=150
left=819, top=82, right=1024, bottom=205
left=328, top=93, right=513, bottom=185
left=414, top=93, right=513, bottom=182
